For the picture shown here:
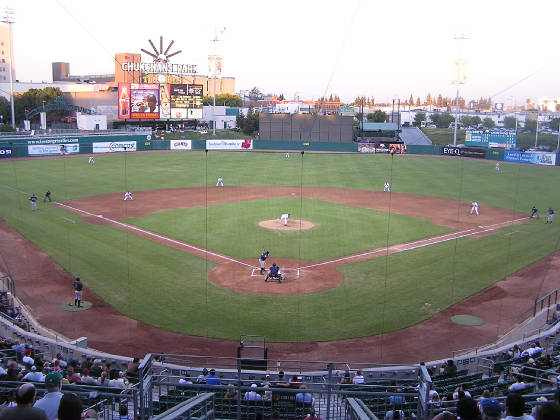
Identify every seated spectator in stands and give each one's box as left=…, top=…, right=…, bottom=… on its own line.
left=457, top=397, right=481, bottom=420
left=89, top=359, right=102, bottom=378
left=205, top=368, right=220, bottom=385
left=57, top=393, right=82, bottom=420
left=352, top=370, right=365, bottom=384
left=339, top=370, right=352, bottom=385
left=453, top=384, right=472, bottom=400
left=537, top=354, right=554, bottom=370
left=429, top=390, right=441, bottom=408
left=480, top=398, right=502, bottom=420
left=52, top=353, right=67, bottom=369
left=224, top=385, right=238, bottom=400
left=535, top=401, right=560, bottom=420
left=22, top=352, right=35, bottom=368
left=388, top=381, right=405, bottom=406
left=34, top=371, right=63, bottom=420
left=178, top=373, right=193, bottom=385
left=113, top=402, right=132, bottom=420
left=384, top=403, right=404, bottom=420
left=263, top=385, right=272, bottom=402
left=509, top=375, right=527, bottom=392
left=492, top=387, right=503, bottom=398
left=108, top=371, right=129, bottom=388
left=126, top=357, right=140, bottom=376
left=296, top=385, right=313, bottom=404
left=504, top=393, right=532, bottom=420
left=0, top=383, right=47, bottom=420
left=81, top=368, right=96, bottom=385
left=23, top=366, right=44, bottom=382
left=432, top=411, right=457, bottom=420
left=289, top=375, right=302, bottom=388
left=5, top=362, right=19, bottom=382
left=521, top=343, right=543, bottom=358
left=66, top=366, right=81, bottom=384
left=443, top=359, right=457, bottom=377
left=510, top=344, right=522, bottom=359
left=196, top=368, right=208, bottom=384
left=11, top=342, right=25, bottom=362
left=97, top=371, right=109, bottom=386
left=244, top=384, right=262, bottom=401
left=52, top=359, right=62, bottom=373
left=306, top=408, right=322, bottom=420
left=81, top=355, right=92, bottom=371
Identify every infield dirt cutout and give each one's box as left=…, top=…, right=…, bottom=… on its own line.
left=258, top=219, right=314, bottom=231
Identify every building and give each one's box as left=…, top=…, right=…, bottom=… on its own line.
left=0, top=23, right=15, bottom=82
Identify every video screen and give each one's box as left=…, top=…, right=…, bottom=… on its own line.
left=130, top=83, right=160, bottom=119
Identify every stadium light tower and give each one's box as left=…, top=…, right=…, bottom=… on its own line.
left=1, top=8, right=15, bottom=129
left=452, top=33, right=470, bottom=146
left=210, top=28, right=226, bottom=136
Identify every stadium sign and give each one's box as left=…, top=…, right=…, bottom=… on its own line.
left=121, top=62, right=197, bottom=75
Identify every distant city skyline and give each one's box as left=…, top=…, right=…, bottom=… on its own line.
left=6, top=0, right=560, bottom=104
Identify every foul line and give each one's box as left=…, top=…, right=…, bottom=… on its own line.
left=298, top=217, right=530, bottom=270
left=54, top=202, right=256, bottom=269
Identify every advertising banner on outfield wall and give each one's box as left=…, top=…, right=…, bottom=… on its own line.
left=28, top=144, right=79, bottom=156
left=504, top=151, right=556, bottom=166
left=358, top=143, right=406, bottom=154
left=0, top=145, right=12, bottom=158
left=170, top=140, right=192, bottom=150
left=206, top=139, right=252, bottom=150
left=442, top=146, right=486, bottom=159
left=93, top=141, right=137, bottom=153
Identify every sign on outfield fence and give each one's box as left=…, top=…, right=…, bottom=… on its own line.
left=28, top=144, right=79, bottom=156
left=93, top=141, right=137, bottom=153
left=0, top=146, right=12, bottom=158
left=206, top=139, right=252, bottom=150
left=442, top=146, right=485, bottom=159
left=504, top=151, right=556, bottom=166
left=170, top=140, right=192, bottom=150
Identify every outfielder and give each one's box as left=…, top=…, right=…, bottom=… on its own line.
left=495, top=162, right=500, bottom=171
left=123, top=191, right=134, bottom=201
left=216, top=177, right=224, bottom=187
left=88, top=156, right=95, bottom=164
left=259, top=251, right=269, bottom=274
left=546, top=208, right=554, bottom=224
left=383, top=182, right=390, bottom=192
left=285, top=152, right=290, bottom=158
left=281, top=213, right=290, bottom=226
left=470, top=201, right=479, bottom=215
left=29, top=194, right=37, bottom=211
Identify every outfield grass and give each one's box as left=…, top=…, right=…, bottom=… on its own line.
left=0, top=151, right=558, bottom=341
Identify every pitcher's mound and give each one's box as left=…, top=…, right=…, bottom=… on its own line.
left=259, top=219, right=314, bottom=231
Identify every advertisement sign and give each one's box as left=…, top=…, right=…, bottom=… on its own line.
left=93, top=141, right=137, bottom=153
left=206, top=139, right=252, bottom=150
left=170, top=140, right=192, bottom=150
left=159, top=84, right=171, bottom=119
left=465, top=130, right=517, bottom=148
left=442, top=146, right=486, bottom=159
left=118, top=83, right=131, bottom=119
left=208, top=55, right=222, bottom=77
left=130, top=83, right=160, bottom=119
left=170, top=84, right=190, bottom=119
left=358, top=143, right=406, bottom=154
left=0, top=146, right=12, bottom=158
left=28, top=144, right=79, bottom=156
left=504, top=151, right=556, bottom=166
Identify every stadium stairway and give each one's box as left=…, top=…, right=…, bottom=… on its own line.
left=399, top=127, right=433, bottom=145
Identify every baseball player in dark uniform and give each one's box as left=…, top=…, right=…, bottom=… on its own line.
left=546, top=208, right=554, bottom=224
left=259, top=251, right=269, bottom=274
left=530, top=206, right=539, bottom=219
left=29, top=194, right=37, bottom=211
left=73, top=277, right=83, bottom=307
left=43, top=190, right=52, bottom=203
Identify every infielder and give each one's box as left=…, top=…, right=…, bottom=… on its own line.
left=470, top=201, right=479, bottom=215
left=123, top=191, right=134, bottom=201
left=281, top=213, right=290, bottom=226
left=29, top=194, right=37, bottom=211
left=259, top=251, right=269, bottom=274
left=530, top=206, right=540, bottom=219
left=383, top=182, right=390, bottom=192
left=73, top=277, right=83, bottom=307
left=88, top=156, right=95, bottom=164
left=546, top=208, right=554, bottom=224
left=495, top=162, right=500, bottom=171
left=216, top=177, right=224, bottom=187
left=285, top=152, right=290, bottom=158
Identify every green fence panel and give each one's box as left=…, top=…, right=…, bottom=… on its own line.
left=253, top=140, right=356, bottom=152
left=486, top=149, right=503, bottom=161
left=406, top=145, right=443, bottom=155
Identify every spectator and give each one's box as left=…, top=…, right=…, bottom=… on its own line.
left=432, top=411, right=457, bottom=420
left=305, top=408, right=322, bottom=419
left=289, top=375, right=302, bottom=388
left=443, top=360, right=457, bottom=377
left=384, top=403, right=404, bottom=420
left=296, top=385, right=313, bottom=404
left=89, top=359, right=102, bottom=378
left=388, top=381, right=405, bottom=406
left=178, top=374, right=193, bottom=385
left=457, top=397, right=481, bottom=420
left=510, top=344, right=522, bottom=359
left=80, top=368, right=96, bottom=385
left=509, top=375, right=527, bottom=392
left=535, top=402, right=560, bottom=420
left=244, top=384, right=262, bottom=401
left=504, top=393, right=532, bottom=420
left=479, top=398, right=502, bottom=420
left=352, top=370, right=365, bottom=384
left=492, top=387, right=503, bottom=398
left=453, top=384, right=472, bottom=400
left=521, top=343, right=543, bottom=358
left=113, top=402, right=132, bottom=420
left=339, top=370, right=352, bottom=385
left=66, top=366, right=81, bottom=384
left=224, top=385, right=238, bottom=400
left=34, top=371, right=63, bottom=420
left=108, top=371, right=128, bottom=389
left=196, top=368, right=208, bottom=384
left=263, top=385, right=272, bottom=402
left=57, top=393, right=82, bottom=420
left=97, top=372, right=108, bottom=386
left=0, top=383, right=47, bottom=420
left=23, top=366, right=45, bottom=382
left=205, top=369, right=220, bottom=385
left=126, top=357, right=140, bottom=376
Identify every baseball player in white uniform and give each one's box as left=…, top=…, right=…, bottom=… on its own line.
left=88, top=156, right=95, bottom=164
left=495, top=162, right=500, bottom=171
left=470, top=201, right=479, bottom=215
left=281, top=213, right=290, bottom=226
left=259, top=251, right=269, bottom=274
left=383, top=182, right=390, bottom=192
left=285, top=152, right=290, bottom=158
left=216, top=177, right=224, bottom=187
left=123, top=191, right=134, bottom=201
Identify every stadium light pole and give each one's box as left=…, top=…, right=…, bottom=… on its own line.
left=210, top=28, right=226, bottom=136
left=2, top=8, right=15, bottom=129
left=452, top=33, right=470, bottom=146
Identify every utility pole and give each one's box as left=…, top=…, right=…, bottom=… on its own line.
left=210, top=28, right=226, bottom=136
left=2, top=8, right=15, bottom=129
left=452, top=32, right=470, bottom=146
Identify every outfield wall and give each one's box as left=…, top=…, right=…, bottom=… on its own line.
left=0, top=135, right=557, bottom=165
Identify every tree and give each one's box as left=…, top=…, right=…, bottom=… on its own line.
left=482, top=117, right=495, bottom=129
left=370, top=110, right=387, bottom=122
left=414, top=112, right=426, bottom=127
left=434, top=112, right=454, bottom=128
left=471, top=116, right=482, bottom=126
left=436, top=94, right=443, bottom=107
left=0, top=96, right=10, bottom=124
left=328, top=94, right=333, bottom=102
left=241, top=107, right=259, bottom=135
left=430, top=113, right=440, bottom=126
left=426, top=93, right=432, bottom=105
left=460, top=115, right=473, bottom=127
left=278, top=93, right=285, bottom=101
left=202, top=93, right=242, bottom=107
left=524, top=119, right=537, bottom=133
left=236, top=110, right=245, bottom=131
left=550, top=117, right=560, bottom=131
left=247, top=87, right=263, bottom=101
left=14, top=87, right=65, bottom=123
left=416, top=97, right=421, bottom=106
left=408, top=94, right=414, bottom=106
left=503, top=116, right=517, bottom=130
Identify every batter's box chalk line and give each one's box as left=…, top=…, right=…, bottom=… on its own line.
left=250, top=268, right=302, bottom=277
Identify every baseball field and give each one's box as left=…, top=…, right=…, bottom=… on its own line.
left=0, top=150, right=559, bottom=359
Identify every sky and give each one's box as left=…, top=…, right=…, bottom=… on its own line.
left=7, top=0, right=560, bottom=104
